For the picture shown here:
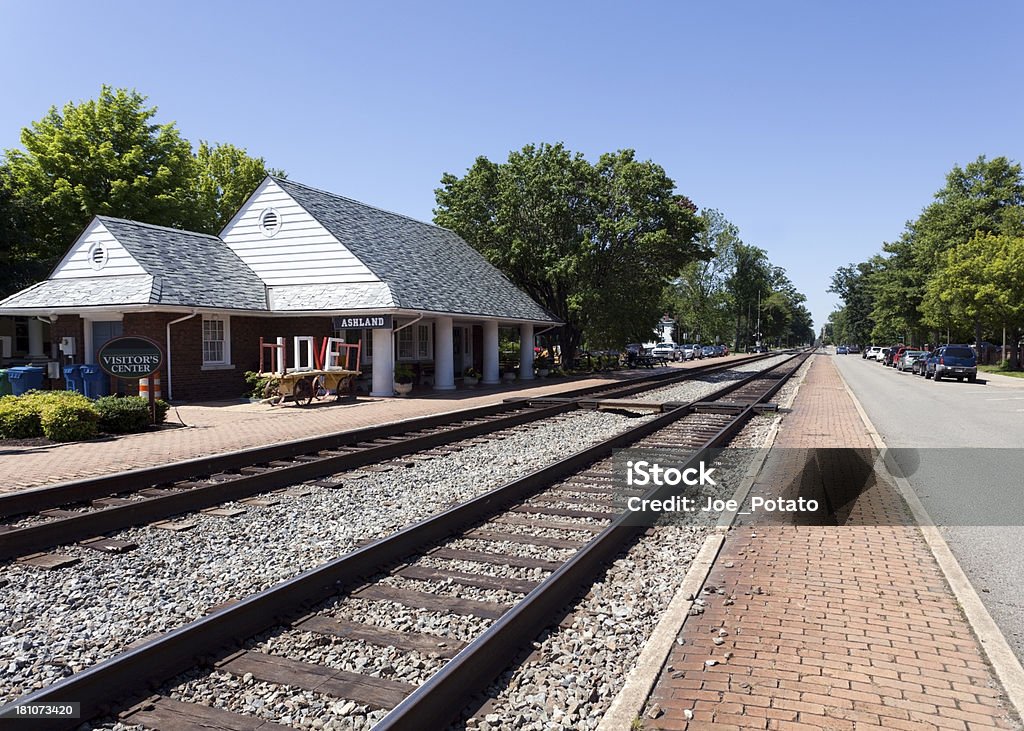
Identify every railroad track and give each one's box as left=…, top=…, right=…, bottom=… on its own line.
left=0, top=350, right=810, bottom=730
left=0, top=352, right=779, bottom=563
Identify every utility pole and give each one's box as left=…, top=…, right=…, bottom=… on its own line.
left=755, top=290, right=762, bottom=348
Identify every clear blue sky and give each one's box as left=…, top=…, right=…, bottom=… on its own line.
left=2, top=1, right=1022, bottom=330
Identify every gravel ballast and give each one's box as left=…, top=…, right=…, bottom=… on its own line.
left=1, top=354, right=808, bottom=718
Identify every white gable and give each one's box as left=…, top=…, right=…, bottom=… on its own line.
left=220, top=178, right=379, bottom=286
left=51, top=220, right=146, bottom=279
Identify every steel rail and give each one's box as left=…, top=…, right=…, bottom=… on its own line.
left=0, top=354, right=777, bottom=562
left=0, top=353, right=771, bottom=520
left=0, top=351, right=808, bottom=730
left=372, top=351, right=809, bottom=730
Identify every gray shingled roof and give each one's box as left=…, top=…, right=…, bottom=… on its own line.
left=272, top=178, right=559, bottom=322
left=98, top=217, right=267, bottom=310
left=0, top=275, right=155, bottom=310
left=268, top=282, right=396, bottom=311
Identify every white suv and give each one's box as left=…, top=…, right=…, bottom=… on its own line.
left=866, top=346, right=883, bottom=360
left=651, top=342, right=681, bottom=361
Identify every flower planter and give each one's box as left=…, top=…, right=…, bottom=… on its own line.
left=463, top=377, right=479, bottom=387
left=502, top=372, right=516, bottom=382
left=393, top=382, right=413, bottom=397
left=537, top=368, right=550, bottom=378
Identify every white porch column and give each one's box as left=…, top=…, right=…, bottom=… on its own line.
left=28, top=318, right=45, bottom=357
left=434, top=316, right=456, bottom=390
left=370, top=327, right=394, bottom=397
left=519, top=323, right=535, bottom=380
left=482, top=320, right=500, bottom=384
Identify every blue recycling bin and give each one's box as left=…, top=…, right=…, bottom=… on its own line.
left=63, top=364, right=83, bottom=394
left=79, top=364, right=110, bottom=399
left=8, top=366, right=46, bottom=396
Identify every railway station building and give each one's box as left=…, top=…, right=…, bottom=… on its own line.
left=0, top=176, right=559, bottom=401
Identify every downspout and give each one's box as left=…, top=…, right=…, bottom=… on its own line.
left=166, top=311, right=198, bottom=401
left=391, top=314, right=425, bottom=371
left=392, top=313, right=425, bottom=333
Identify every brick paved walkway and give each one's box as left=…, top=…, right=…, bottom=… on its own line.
left=645, top=355, right=1020, bottom=730
left=0, top=358, right=730, bottom=494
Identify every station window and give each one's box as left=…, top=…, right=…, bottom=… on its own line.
left=202, top=315, right=231, bottom=366
left=396, top=322, right=433, bottom=361
left=417, top=324, right=432, bottom=359
left=398, top=327, right=415, bottom=360
left=14, top=317, right=29, bottom=354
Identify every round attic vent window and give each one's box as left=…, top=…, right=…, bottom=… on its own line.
left=88, top=242, right=108, bottom=270
left=258, top=207, right=282, bottom=237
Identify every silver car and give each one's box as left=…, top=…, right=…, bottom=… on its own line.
left=897, top=350, right=926, bottom=372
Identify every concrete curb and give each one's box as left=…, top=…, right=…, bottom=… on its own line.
left=596, top=534, right=724, bottom=731
left=596, top=353, right=817, bottom=729
left=833, top=357, right=1024, bottom=722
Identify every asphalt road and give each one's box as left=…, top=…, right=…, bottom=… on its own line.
left=832, top=351, right=1024, bottom=661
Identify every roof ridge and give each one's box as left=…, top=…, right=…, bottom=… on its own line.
left=96, top=215, right=223, bottom=241
left=271, top=176, right=455, bottom=233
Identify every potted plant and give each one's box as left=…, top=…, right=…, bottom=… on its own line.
left=502, top=365, right=517, bottom=382
left=463, top=367, right=480, bottom=386
left=535, top=356, right=552, bottom=378
left=393, top=364, right=414, bottom=396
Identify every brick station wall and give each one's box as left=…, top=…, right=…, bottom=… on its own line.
left=118, top=313, right=334, bottom=402
left=44, top=312, right=343, bottom=401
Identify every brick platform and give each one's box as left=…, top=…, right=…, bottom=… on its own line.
left=645, top=356, right=1020, bottom=730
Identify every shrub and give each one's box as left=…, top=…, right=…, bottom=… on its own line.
left=95, top=396, right=151, bottom=433
left=243, top=371, right=275, bottom=399
left=154, top=399, right=169, bottom=425
left=95, top=396, right=172, bottom=433
left=0, top=396, right=43, bottom=439
left=40, top=400, right=99, bottom=442
left=394, top=364, right=414, bottom=384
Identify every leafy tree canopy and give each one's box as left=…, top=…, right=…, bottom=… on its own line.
left=434, top=142, right=705, bottom=362
left=0, top=86, right=281, bottom=298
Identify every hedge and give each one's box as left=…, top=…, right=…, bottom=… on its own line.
left=95, top=396, right=169, bottom=433
left=0, top=391, right=169, bottom=441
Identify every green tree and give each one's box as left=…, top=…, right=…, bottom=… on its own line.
left=0, top=87, right=282, bottom=297
left=192, top=141, right=284, bottom=233
left=434, top=143, right=704, bottom=363
left=3, top=86, right=197, bottom=259
left=829, top=259, right=879, bottom=346
left=868, top=156, right=1024, bottom=344
left=664, top=209, right=738, bottom=344
left=726, top=243, right=771, bottom=350
left=922, top=232, right=1024, bottom=360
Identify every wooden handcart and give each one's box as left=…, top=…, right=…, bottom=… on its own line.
left=262, top=369, right=360, bottom=406
left=259, top=336, right=362, bottom=407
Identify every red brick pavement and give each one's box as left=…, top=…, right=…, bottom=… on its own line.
left=645, top=355, right=1020, bottom=730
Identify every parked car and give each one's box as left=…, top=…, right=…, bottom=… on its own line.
left=883, top=345, right=904, bottom=367
left=651, top=342, right=681, bottom=361
left=836, top=346, right=849, bottom=355
left=866, top=346, right=882, bottom=360
left=712, top=345, right=724, bottom=357
left=911, top=352, right=930, bottom=376
left=701, top=345, right=717, bottom=358
left=680, top=344, right=699, bottom=360
left=848, top=345, right=861, bottom=354
left=897, top=349, right=926, bottom=372
left=876, top=347, right=890, bottom=363
left=925, top=344, right=977, bottom=382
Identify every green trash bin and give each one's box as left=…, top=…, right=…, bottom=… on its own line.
left=0, top=369, right=10, bottom=397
